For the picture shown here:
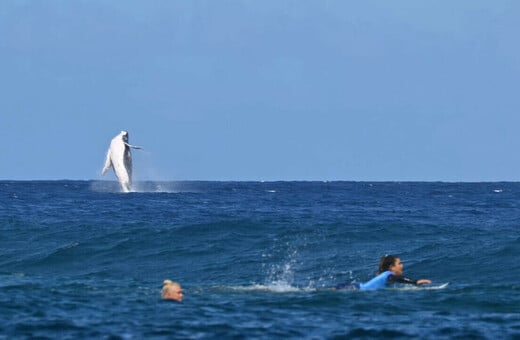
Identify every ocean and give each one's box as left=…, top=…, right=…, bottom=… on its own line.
left=1, top=181, right=519, bottom=339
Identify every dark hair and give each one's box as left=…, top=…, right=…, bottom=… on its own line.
left=378, top=255, right=397, bottom=274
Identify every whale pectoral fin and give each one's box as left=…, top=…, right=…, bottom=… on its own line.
left=101, top=162, right=112, bottom=175
left=101, top=165, right=110, bottom=175
left=101, top=152, right=112, bottom=175
left=124, top=142, right=144, bottom=150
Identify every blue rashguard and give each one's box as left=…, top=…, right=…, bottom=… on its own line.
left=359, top=271, right=394, bottom=290
left=335, top=271, right=419, bottom=290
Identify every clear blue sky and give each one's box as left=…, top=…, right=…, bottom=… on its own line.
left=1, top=1, right=519, bottom=181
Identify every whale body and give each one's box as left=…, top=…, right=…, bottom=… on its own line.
left=101, top=131, right=143, bottom=192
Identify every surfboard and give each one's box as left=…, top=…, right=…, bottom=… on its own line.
left=391, top=282, right=449, bottom=290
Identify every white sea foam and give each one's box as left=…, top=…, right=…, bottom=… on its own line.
left=224, top=283, right=315, bottom=293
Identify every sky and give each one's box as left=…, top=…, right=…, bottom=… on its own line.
left=1, top=1, right=519, bottom=181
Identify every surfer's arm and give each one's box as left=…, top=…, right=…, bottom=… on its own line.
left=388, top=275, right=431, bottom=285
left=125, top=143, right=143, bottom=150
left=416, top=279, right=432, bottom=285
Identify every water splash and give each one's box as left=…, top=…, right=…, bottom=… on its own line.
left=89, top=180, right=121, bottom=193
left=131, top=181, right=181, bottom=193
left=259, top=240, right=306, bottom=292
left=89, top=181, right=184, bottom=193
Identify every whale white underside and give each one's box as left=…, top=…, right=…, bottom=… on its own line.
left=102, top=132, right=137, bottom=192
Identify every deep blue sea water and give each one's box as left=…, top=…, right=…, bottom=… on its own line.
left=1, top=181, right=519, bottom=339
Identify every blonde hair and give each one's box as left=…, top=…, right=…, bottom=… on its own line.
left=162, top=279, right=180, bottom=298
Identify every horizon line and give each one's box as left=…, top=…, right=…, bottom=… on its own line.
left=0, top=179, right=518, bottom=184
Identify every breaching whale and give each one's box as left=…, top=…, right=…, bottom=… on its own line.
left=101, top=131, right=143, bottom=192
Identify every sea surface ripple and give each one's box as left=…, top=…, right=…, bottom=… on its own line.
left=1, top=181, right=519, bottom=338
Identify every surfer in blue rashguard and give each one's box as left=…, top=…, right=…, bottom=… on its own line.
left=335, top=255, right=431, bottom=290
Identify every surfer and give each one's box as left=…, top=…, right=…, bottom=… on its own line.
left=162, top=280, right=184, bottom=302
left=335, top=255, right=431, bottom=290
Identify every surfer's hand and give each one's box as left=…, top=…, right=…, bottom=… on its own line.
left=416, top=279, right=432, bottom=285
